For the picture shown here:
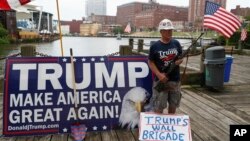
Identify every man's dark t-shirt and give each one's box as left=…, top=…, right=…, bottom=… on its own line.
left=148, top=39, right=182, bottom=81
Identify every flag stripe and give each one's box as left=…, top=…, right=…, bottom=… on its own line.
left=218, top=8, right=241, bottom=27
left=204, top=15, right=234, bottom=35
left=204, top=22, right=230, bottom=38
left=0, top=0, right=30, bottom=10
left=19, top=0, right=30, bottom=5
left=203, top=1, right=241, bottom=38
left=124, top=23, right=131, bottom=33
left=0, top=1, right=11, bottom=10
left=241, top=29, right=247, bottom=41
left=215, top=11, right=240, bottom=30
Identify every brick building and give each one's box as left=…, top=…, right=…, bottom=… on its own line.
left=61, top=20, right=84, bottom=34
left=117, top=1, right=188, bottom=31
left=88, top=15, right=117, bottom=33
left=117, top=2, right=159, bottom=28
left=89, top=15, right=116, bottom=25
left=135, top=9, right=159, bottom=30
left=231, top=5, right=250, bottom=18
left=135, top=6, right=188, bottom=31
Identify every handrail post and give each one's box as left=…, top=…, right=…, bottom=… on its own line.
left=138, top=39, right=144, bottom=52
left=119, top=45, right=132, bottom=55
left=21, top=45, right=36, bottom=57
left=200, top=45, right=206, bottom=86
left=129, top=38, right=134, bottom=48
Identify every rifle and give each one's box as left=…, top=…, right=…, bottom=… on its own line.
left=154, top=33, right=204, bottom=92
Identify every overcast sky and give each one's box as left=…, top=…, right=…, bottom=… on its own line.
left=30, top=0, right=250, bottom=21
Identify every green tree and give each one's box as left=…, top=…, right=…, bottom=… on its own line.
left=112, top=27, right=124, bottom=34
left=244, top=16, right=250, bottom=30
left=245, top=16, right=250, bottom=21
left=0, top=23, right=10, bottom=44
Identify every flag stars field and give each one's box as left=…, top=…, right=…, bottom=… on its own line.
left=82, top=58, right=86, bottom=62
left=61, top=57, right=107, bottom=62
left=100, top=57, right=105, bottom=61
left=93, top=126, right=98, bottom=130
left=63, top=128, right=68, bottom=132
left=102, top=125, right=107, bottom=130
left=91, top=58, right=95, bottom=61
left=62, top=58, right=67, bottom=62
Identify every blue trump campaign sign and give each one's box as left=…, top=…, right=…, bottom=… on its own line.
left=3, top=56, right=152, bottom=136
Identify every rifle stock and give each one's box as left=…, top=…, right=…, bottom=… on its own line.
left=154, top=33, right=204, bottom=92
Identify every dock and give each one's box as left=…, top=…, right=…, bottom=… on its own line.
left=0, top=54, right=250, bottom=141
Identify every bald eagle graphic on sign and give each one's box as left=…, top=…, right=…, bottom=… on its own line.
left=119, top=87, right=151, bottom=129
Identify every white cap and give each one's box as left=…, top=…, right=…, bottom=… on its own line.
left=158, top=19, right=174, bottom=31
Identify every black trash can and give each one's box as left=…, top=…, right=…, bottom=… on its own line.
left=204, top=46, right=226, bottom=87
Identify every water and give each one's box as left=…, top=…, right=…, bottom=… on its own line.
left=34, top=37, right=195, bottom=56
left=36, top=37, right=129, bottom=56
left=0, top=36, right=213, bottom=92
left=1, top=36, right=212, bottom=56
left=0, top=36, right=212, bottom=75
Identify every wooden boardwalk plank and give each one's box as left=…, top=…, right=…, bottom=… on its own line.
left=222, top=84, right=250, bottom=92
left=0, top=137, right=17, bottom=141
left=236, top=107, right=250, bottom=112
left=15, top=136, right=35, bottom=141
left=101, top=130, right=118, bottom=141
left=184, top=88, right=250, bottom=124
left=50, top=134, right=68, bottom=141
left=212, top=93, right=250, bottom=98
left=234, top=103, right=250, bottom=109
left=218, top=98, right=250, bottom=105
left=191, top=132, right=204, bottom=141
left=234, top=104, right=250, bottom=113
left=176, top=110, right=204, bottom=141
left=0, top=119, right=2, bottom=136
left=179, top=101, right=228, bottom=141
left=85, top=132, right=101, bottom=141
left=130, top=129, right=139, bottom=141
left=181, top=96, right=230, bottom=132
left=246, top=111, right=250, bottom=115
left=181, top=96, right=229, bottom=133
left=115, top=129, right=136, bottom=141
left=33, top=135, right=51, bottom=141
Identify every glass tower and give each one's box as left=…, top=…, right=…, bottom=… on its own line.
left=86, top=0, right=107, bottom=17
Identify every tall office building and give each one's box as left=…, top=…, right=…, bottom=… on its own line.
left=86, top=0, right=107, bottom=17
left=188, top=0, right=227, bottom=25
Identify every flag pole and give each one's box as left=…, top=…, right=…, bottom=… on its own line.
left=56, top=0, right=64, bottom=56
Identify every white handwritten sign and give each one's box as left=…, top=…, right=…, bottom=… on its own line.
left=139, top=112, right=192, bottom=141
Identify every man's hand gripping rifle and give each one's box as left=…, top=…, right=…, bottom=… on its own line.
left=154, top=33, right=204, bottom=92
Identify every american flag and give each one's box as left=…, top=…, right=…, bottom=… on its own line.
left=124, top=23, right=131, bottom=33
left=203, top=1, right=241, bottom=38
left=241, top=28, right=247, bottom=41
left=71, top=124, right=87, bottom=141
left=0, top=0, right=31, bottom=10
